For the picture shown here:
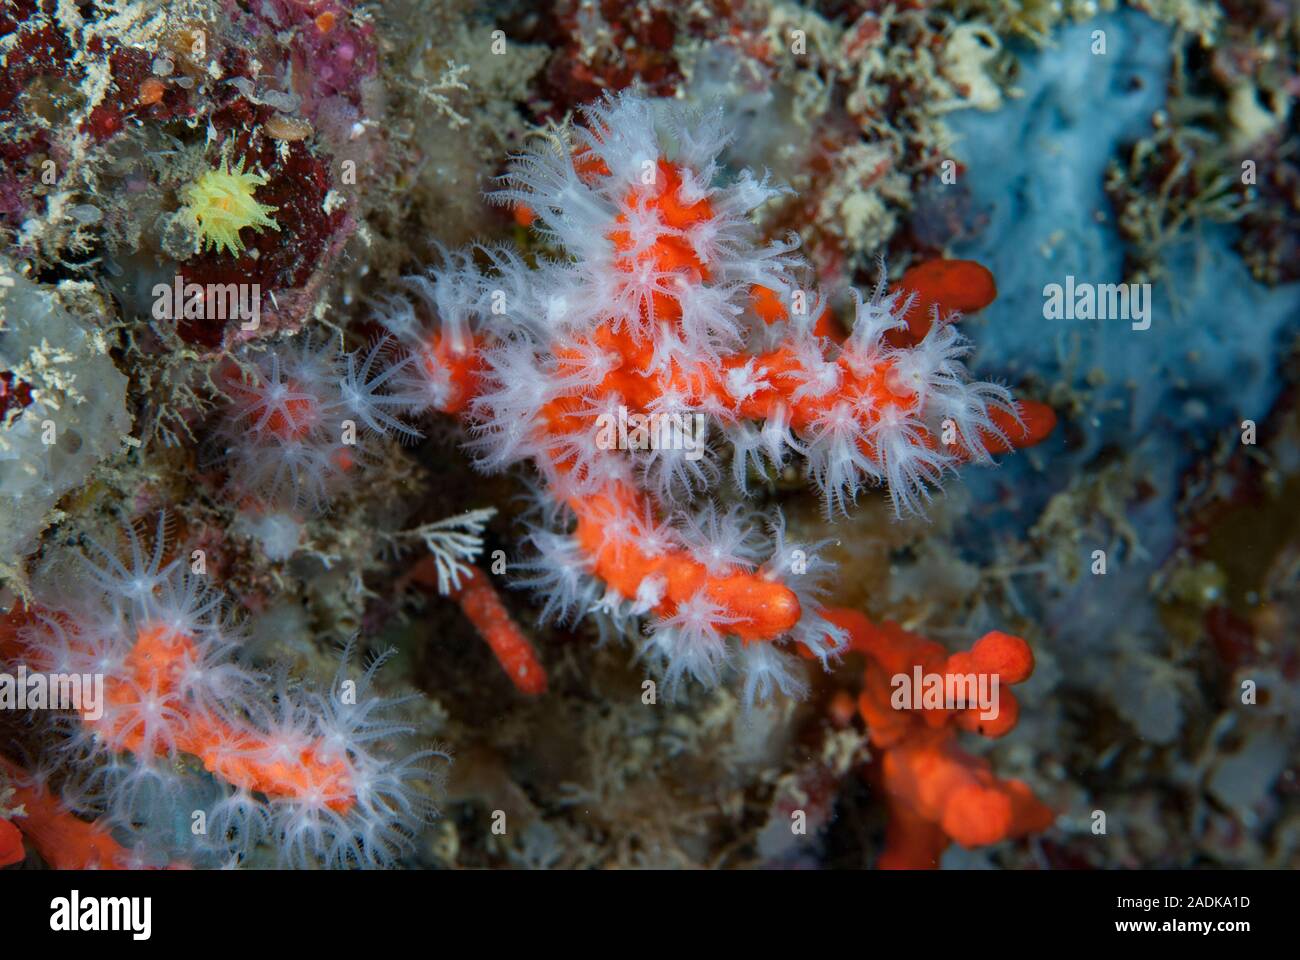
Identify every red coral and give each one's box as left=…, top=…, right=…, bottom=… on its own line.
left=449, top=566, right=548, bottom=695
left=404, top=557, right=548, bottom=696
left=381, top=93, right=1057, bottom=701
left=0, top=755, right=130, bottom=870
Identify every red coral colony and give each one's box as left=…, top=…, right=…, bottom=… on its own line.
left=1, top=0, right=1292, bottom=923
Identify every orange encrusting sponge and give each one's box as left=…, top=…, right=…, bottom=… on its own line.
left=822, top=607, right=1054, bottom=868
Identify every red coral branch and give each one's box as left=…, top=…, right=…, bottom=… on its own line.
left=449, top=565, right=548, bottom=695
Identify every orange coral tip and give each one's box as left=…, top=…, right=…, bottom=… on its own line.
left=891, top=259, right=997, bottom=343
left=899, top=259, right=997, bottom=314
left=1015, top=399, right=1058, bottom=447
left=451, top=566, right=547, bottom=695
left=984, top=399, right=1057, bottom=453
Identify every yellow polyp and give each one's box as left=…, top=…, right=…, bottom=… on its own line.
left=182, top=155, right=280, bottom=257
